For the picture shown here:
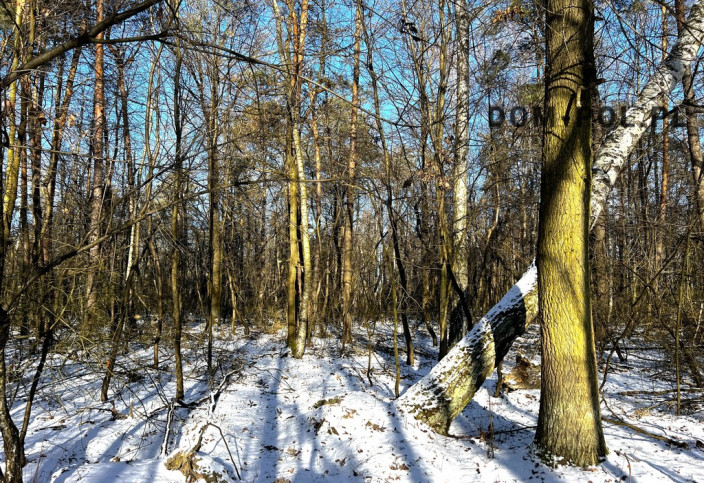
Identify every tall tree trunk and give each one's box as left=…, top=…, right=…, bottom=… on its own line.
left=206, top=80, right=222, bottom=381
left=341, top=0, right=363, bottom=346
left=171, top=44, right=185, bottom=402
left=30, top=71, right=46, bottom=331
left=398, top=0, right=704, bottom=432
left=655, top=6, right=670, bottom=286
left=308, top=1, right=328, bottom=338
left=291, top=125, right=312, bottom=357
left=309, top=85, right=324, bottom=338
left=85, top=0, right=106, bottom=326
left=2, top=0, right=27, bottom=270
left=534, top=0, right=606, bottom=464
left=285, top=126, right=300, bottom=350
left=449, top=0, right=471, bottom=348
left=433, top=0, right=452, bottom=359
left=0, top=2, right=29, bottom=479
left=273, top=0, right=312, bottom=357
left=19, top=75, right=30, bottom=331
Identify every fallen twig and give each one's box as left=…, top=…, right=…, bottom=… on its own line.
left=617, top=388, right=704, bottom=397
left=160, top=400, right=175, bottom=456
left=603, top=417, right=689, bottom=449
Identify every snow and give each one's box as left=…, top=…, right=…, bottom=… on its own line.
left=5, top=321, right=704, bottom=482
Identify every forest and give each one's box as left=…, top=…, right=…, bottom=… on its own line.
left=0, top=0, right=703, bottom=481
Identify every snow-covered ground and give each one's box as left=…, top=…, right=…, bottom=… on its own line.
left=6, top=321, right=704, bottom=482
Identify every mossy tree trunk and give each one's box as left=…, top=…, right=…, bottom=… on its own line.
left=533, top=0, right=606, bottom=465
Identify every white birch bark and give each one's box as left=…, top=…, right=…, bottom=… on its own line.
left=397, top=0, right=704, bottom=433
left=449, top=0, right=471, bottom=347
left=399, top=265, right=537, bottom=434
left=591, top=0, right=704, bottom=227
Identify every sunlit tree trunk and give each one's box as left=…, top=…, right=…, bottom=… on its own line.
left=449, top=0, right=471, bottom=348
left=2, top=0, right=27, bottom=265
left=273, top=0, right=313, bottom=357
left=533, top=0, right=606, bottom=464
left=341, top=0, right=363, bottom=346
left=309, top=44, right=325, bottom=337
left=291, top=124, right=312, bottom=357
left=284, top=126, right=300, bottom=349
left=0, top=2, right=29, bottom=479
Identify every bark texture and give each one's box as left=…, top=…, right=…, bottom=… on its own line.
left=534, top=0, right=606, bottom=464
left=171, top=45, right=185, bottom=401
left=273, top=0, right=313, bottom=358
left=0, top=308, right=24, bottom=482
left=449, top=0, right=471, bottom=348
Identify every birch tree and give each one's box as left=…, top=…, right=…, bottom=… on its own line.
left=397, top=0, right=704, bottom=433
left=448, top=0, right=471, bottom=348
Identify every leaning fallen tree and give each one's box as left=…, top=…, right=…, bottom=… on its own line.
left=397, top=0, right=704, bottom=434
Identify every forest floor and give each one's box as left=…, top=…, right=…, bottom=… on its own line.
left=5, top=319, right=704, bottom=482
